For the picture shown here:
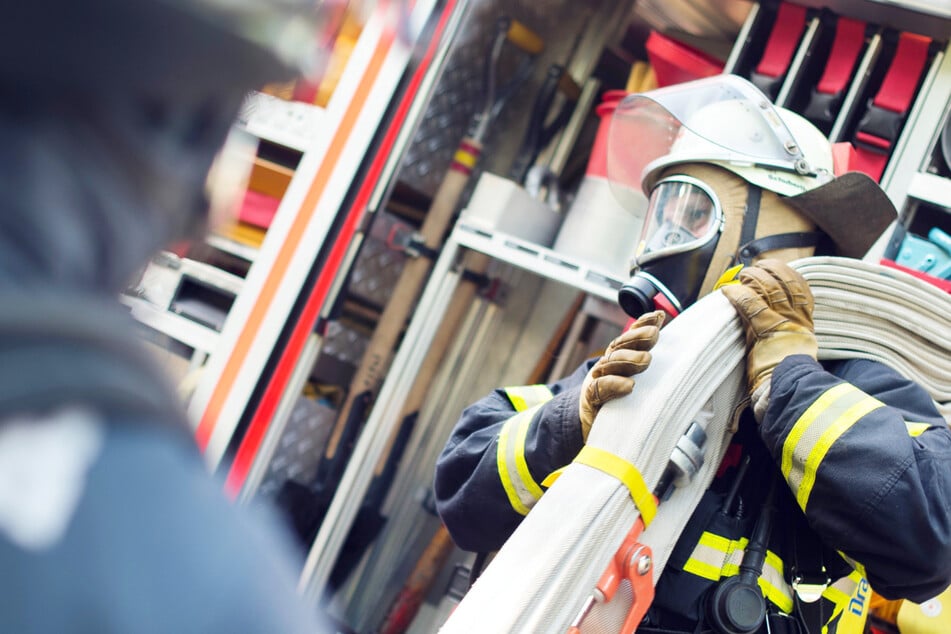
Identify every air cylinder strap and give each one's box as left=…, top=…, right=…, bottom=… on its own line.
left=816, top=18, right=866, bottom=96
left=853, top=32, right=932, bottom=181
left=803, top=17, right=867, bottom=130
left=751, top=2, right=808, bottom=99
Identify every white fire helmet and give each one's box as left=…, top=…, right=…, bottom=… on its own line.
left=606, top=74, right=835, bottom=212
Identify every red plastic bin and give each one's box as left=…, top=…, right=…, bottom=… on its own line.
left=646, top=31, right=724, bottom=87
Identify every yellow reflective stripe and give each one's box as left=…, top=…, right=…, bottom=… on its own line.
left=782, top=383, right=884, bottom=510
left=823, top=575, right=857, bottom=607
left=824, top=571, right=870, bottom=634
left=905, top=422, right=931, bottom=437
left=495, top=406, right=545, bottom=515
left=574, top=445, right=657, bottom=525
left=683, top=532, right=793, bottom=612
left=698, top=531, right=733, bottom=552
left=503, top=385, right=554, bottom=412
left=683, top=556, right=723, bottom=581
left=541, top=466, right=566, bottom=488
left=684, top=532, right=733, bottom=580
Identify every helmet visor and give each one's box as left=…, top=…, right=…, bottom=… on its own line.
left=634, top=175, right=721, bottom=266
left=607, top=74, right=808, bottom=204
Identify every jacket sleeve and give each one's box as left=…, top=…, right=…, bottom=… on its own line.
left=760, top=355, right=951, bottom=602
left=433, top=361, right=592, bottom=552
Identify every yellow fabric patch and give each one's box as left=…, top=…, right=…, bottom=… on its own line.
left=541, top=466, right=566, bottom=488
left=897, top=585, right=951, bottom=634
left=828, top=571, right=870, bottom=634
left=573, top=445, right=657, bottom=525
left=503, top=385, right=554, bottom=413
left=713, top=264, right=744, bottom=290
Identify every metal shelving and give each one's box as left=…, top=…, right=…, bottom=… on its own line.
left=205, top=234, right=259, bottom=263
left=237, top=91, right=327, bottom=153
left=121, top=295, right=220, bottom=355
left=907, top=171, right=951, bottom=210
left=296, top=220, right=627, bottom=605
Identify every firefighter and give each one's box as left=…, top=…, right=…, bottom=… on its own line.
left=0, top=1, right=345, bottom=631
left=434, top=75, right=951, bottom=634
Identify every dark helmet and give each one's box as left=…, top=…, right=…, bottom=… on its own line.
left=0, top=0, right=335, bottom=292
left=0, top=0, right=331, bottom=102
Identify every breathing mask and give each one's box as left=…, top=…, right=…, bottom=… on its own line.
left=618, top=175, right=724, bottom=318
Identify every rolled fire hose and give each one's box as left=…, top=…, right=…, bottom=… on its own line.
left=440, top=256, right=951, bottom=633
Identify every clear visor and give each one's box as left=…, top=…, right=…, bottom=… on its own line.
left=606, top=74, right=808, bottom=208
left=634, top=176, right=721, bottom=266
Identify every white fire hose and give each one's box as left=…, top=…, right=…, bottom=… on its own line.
left=440, top=257, right=951, bottom=633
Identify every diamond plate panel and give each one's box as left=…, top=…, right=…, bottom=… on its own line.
left=398, top=0, right=616, bottom=197
left=347, top=211, right=410, bottom=309
left=257, top=395, right=336, bottom=499
left=322, top=319, right=370, bottom=368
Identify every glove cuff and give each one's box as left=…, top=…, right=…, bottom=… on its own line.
left=751, top=378, right=771, bottom=423
left=748, top=330, right=818, bottom=396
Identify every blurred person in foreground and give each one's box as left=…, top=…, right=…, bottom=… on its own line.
left=0, top=1, right=355, bottom=631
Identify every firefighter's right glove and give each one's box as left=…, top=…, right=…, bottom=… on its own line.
left=579, top=310, right=665, bottom=440
left=721, top=259, right=818, bottom=422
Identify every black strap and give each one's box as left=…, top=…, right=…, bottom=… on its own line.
left=405, top=236, right=441, bottom=261
left=790, top=515, right=830, bottom=634
left=736, top=232, right=824, bottom=265
left=767, top=611, right=804, bottom=634
left=737, top=185, right=762, bottom=258
left=0, top=293, right=190, bottom=430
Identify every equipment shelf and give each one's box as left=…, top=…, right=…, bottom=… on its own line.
left=121, top=295, right=220, bottom=355
left=236, top=91, right=327, bottom=153
left=205, top=234, right=259, bottom=263
left=907, top=172, right=951, bottom=211
left=296, top=221, right=627, bottom=603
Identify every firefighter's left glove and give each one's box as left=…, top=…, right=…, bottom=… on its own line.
left=579, top=310, right=665, bottom=440
left=721, top=259, right=818, bottom=422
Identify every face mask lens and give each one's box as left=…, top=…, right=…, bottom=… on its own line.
left=635, top=177, right=719, bottom=264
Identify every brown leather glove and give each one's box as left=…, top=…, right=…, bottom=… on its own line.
left=579, top=310, right=666, bottom=440
left=721, top=259, right=818, bottom=421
